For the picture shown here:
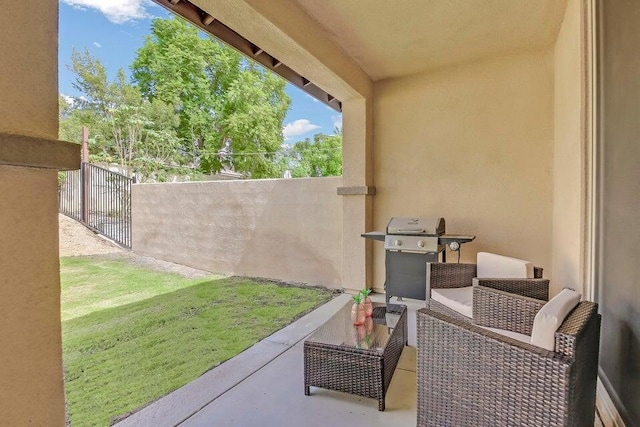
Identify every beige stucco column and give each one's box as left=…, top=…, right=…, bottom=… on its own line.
left=0, top=2, right=80, bottom=425
left=551, top=0, right=590, bottom=297
left=339, top=97, right=374, bottom=293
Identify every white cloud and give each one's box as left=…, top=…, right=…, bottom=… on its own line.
left=60, top=93, right=75, bottom=105
left=331, top=115, right=343, bottom=132
left=61, top=0, right=153, bottom=24
left=93, top=41, right=102, bottom=48
left=283, top=119, right=321, bottom=140
left=305, top=93, right=320, bottom=103
left=60, top=94, right=87, bottom=107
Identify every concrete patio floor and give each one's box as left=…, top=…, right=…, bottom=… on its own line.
left=115, top=293, right=422, bottom=427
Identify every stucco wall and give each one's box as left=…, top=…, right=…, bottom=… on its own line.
left=372, top=50, right=554, bottom=291
left=0, top=2, right=58, bottom=139
left=552, top=0, right=585, bottom=296
left=0, top=166, right=66, bottom=424
left=0, top=1, right=67, bottom=425
left=132, top=177, right=343, bottom=288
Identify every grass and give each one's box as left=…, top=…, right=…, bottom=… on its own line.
left=61, top=257, right=227, bottom=322
left=61, top=257, right=333, bottom=426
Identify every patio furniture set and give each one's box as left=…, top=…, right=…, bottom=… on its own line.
left=303, top=242, right=601, bottom=426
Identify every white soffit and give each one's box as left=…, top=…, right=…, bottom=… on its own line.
left=293, top=0, right=568, bottom=81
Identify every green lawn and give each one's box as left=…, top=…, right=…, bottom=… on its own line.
left=61, top=257, right=333, bottom=427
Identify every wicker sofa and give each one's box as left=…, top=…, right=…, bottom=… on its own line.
left=417, top=286, right=601, bottom=427
left=426, top=253, right=550, bottom=322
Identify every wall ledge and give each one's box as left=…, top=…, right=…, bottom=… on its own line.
left=0, top=132, right=80, bottom=170
left=337, top=186, right=376, bottom=196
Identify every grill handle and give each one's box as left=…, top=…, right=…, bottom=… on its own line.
left=395, top=228, right=426, bottom=234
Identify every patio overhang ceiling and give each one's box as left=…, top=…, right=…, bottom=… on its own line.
left=292, top=0, right=568, bottom=81
left=154, top=0, right=567, bottom=107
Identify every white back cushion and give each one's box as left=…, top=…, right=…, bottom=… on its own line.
left=477, top=252, right=534, bottom=278
left=530, top=289, right=581, bottom=351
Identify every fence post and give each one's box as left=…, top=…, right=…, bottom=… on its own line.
left=81, top=127, right=89, bottom=223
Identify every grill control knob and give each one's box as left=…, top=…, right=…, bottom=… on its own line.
left=394, top=239, right=403, bottom=247
left=417, top=240, right=425, bottom=248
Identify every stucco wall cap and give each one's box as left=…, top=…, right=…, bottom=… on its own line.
left=0, top=132, right=81, bottom=170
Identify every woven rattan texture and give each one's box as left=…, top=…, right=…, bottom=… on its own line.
left=473, top=277, right=550, bottom=301
left=555, top=302, right=600, bottom=427
left=304, top=304, right=408, bottom=411
left=473, top=286, right=546, bottom=335
left=426, top=263, right=550, bottom=329
left=427, top=263, right=477, bottom=290
left=417, top=303, right=600, bottom=427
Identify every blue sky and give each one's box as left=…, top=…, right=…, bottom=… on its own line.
left=58, top=0, right=341, bottom=145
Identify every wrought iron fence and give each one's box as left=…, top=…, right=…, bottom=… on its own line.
left=59, top=162, right=133, bottom=248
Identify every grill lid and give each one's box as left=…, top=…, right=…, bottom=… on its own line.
left=386, top=217, right=445, bottom=236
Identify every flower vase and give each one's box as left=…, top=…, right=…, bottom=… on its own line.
left=362, top=297, right=373, bottom=317
left=364, top=316, right=373, bottom=334
left=351, top=303, right=366, bottom=326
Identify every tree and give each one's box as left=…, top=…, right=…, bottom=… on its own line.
left=61, top=49, right=181, bottom=180
left=284, top=132, right=343, bottom=177
left=132, top=17, right=291, bottom=178
left=59, top=94, right=99, bottom=145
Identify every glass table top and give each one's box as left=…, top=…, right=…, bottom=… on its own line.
left=305, top=302, right=406, bottom=354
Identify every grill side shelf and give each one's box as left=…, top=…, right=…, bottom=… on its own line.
left=361, top=231, right=386, bottom=242
left=438, top=235, right=476, bottom=244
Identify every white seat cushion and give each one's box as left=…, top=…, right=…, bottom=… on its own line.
left=477, top=252, right=534, bottom=278
left=431, top=286, right=473, bottom=318
left=530, top=289, right=581, bottom=351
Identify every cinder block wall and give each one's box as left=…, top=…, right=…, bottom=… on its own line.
left=132, top=177, right=344, bottom=288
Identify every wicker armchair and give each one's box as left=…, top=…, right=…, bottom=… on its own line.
left=426, top=259, right=550, bottom=322
left=417, top=286, right=601, bottom=427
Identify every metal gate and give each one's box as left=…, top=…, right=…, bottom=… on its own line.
left=59, top=162, right=133, bottom=248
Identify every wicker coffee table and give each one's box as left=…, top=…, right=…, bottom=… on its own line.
left=303, top=302, right=407, bottom=411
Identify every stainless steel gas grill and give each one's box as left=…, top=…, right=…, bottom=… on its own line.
left=362, top=217, right=475, bottom=303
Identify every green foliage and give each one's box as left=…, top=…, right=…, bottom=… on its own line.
left=352, top=292, right=363, bottom=305
left=59, top=94, right=98, bottom=145
left=219, top=64, right=289, bottom=178
left=361, top=287, right=372, bottom=299
left=351, top=288, right=371, bottom=306
left=132, top=17, right=290, bottom=178
left=283, top=132, right=343, bottom=177
left=61, top=17, right=291, bottom=179
left=61, top=257, right=332, bottom=426
left=61, top=49, right=182, bottom=180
